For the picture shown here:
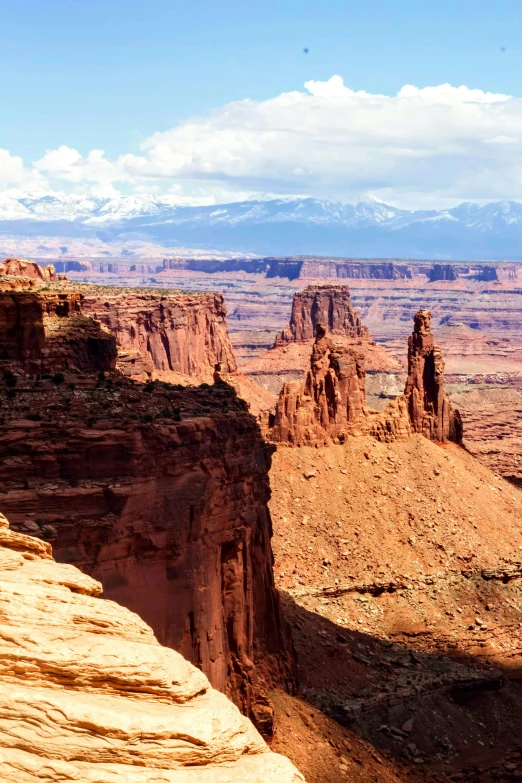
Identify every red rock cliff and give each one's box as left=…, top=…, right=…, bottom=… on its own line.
left=0, top=257, right=62, bottom=281
left=0, top=279, right=294, bottom=735
left=82, top=289, right=237, bottom=381
left=0, top=380, right=294, bottom=733
left=0, top=288, right=116, bottom=372
left=275, top=284, right=371, bottom=345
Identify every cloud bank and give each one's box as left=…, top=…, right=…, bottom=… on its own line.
left=4, top=76, right=522, bottom=207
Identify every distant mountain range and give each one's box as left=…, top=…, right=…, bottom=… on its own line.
left=3, top=193, right=522, bottom=259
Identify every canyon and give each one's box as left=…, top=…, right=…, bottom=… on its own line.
left=0, top=260, right=294, bottom=737
left=3, top=257, right=522, bottom=781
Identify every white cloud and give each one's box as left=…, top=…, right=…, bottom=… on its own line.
left=0, top=149, right=47, bottom=189
left=34, top=146, right=124, bottom=196
left=7, top=76, right=522, bottom=206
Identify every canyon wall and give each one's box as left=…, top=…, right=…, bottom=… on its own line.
left=0, top=511, right=302, bottom=782
left=275, top=284, right=371, bottom=345
left=0, top=268, right=294, bottom=734
left=160, top=257, right=513, bottom=282
left=0, top=289, right=116, bottom=372
left=82, top=289, right=237, bottom=380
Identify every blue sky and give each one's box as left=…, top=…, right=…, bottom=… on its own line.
left=1, top=0, right=522, bottom=206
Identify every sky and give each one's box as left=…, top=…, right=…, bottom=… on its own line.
left=1, top=0, right=522, bottom=208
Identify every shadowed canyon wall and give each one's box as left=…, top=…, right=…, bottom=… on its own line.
left=0, top=262, right=294, bottom=734
left=0, top=285, right=116, bottom=372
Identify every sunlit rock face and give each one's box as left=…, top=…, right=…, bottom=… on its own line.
left=0, top=511, right=304, bottom=783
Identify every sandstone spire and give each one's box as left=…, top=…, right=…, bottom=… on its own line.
left=269, top=308, right=463, bottom=447
left=404, top=309, right=463, bottom=444
left=270, top=323, right=368, bottom=444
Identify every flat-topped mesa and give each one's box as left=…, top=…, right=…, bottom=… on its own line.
left=0, top=512, right=303, bottom=783
left=270, top=323, right=368, bottom=444
left=81, top=289, right=238, bottom=382
left=404, top=309, right=463, bottom=444
left=275, top=284, right=371, bottom=345
left=0, top=257, right=67, bottom=282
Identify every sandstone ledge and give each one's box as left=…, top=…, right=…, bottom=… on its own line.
left=0, top=511, right=303, bottom=782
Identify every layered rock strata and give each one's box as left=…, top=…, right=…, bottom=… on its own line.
left=82, top=289, right=237, bottom=381
left=241, top=284, right=404, bottom=408
left=0, top=267, right=296, bottom=734
left=269, top=325, right=369, bottom=444
left=1, top=259, right=238, bottom=383
left=0, top=511, right=303, bottom=782
left=0, top=256, right=63, bottom=281
left=268, top=310, right=461, bottom=447
left=0, top=287, right=116, bottom=373
left=0, top=376, right=295, bottom=733
left=275, top=284, right=371, bottom=345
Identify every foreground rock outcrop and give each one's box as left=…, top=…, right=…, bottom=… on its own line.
left=269, top=309, right=462, bottom=447
left=0, top=511, right=303, bottom=782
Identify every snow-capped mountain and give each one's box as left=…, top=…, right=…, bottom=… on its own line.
left=2, top=192, right=522, bottom=259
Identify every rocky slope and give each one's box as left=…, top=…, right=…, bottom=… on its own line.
left=0, top=511, right=303, bottom=782
left=269, top=435, right=522, bottom=779
left=0, top=263, right=295, bottom=734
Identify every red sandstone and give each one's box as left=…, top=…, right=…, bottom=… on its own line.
left=0, top=264, right=294, bottom=735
